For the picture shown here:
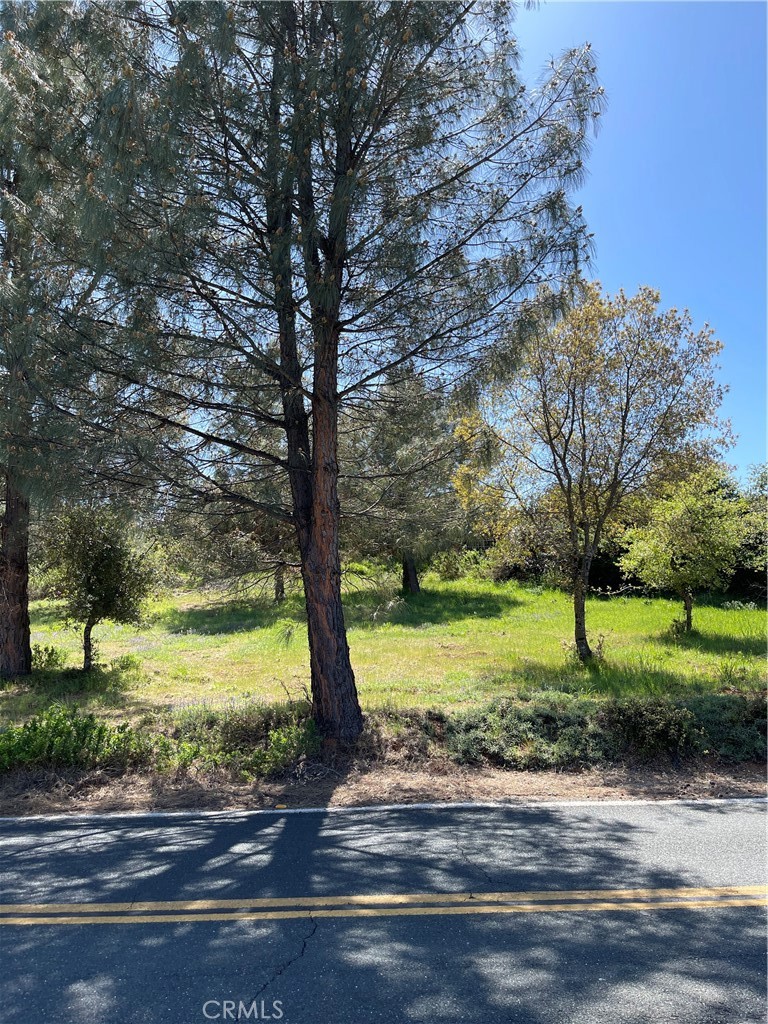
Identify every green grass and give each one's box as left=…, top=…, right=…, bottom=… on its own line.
left=1, top=577, right=764, bottom=725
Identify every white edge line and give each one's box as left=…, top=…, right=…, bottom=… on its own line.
left=0, top=796, right=765, bottom=824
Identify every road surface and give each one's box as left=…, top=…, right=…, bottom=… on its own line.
left=1, top=799, right=765, bottom=1023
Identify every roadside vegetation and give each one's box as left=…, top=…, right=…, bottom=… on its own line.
left=0, top=6, right=764, bottom=799
left=1, top=574, right=763, bottom=781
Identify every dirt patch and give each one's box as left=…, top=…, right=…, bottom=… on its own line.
left=0, top=761, right=764, bottom=816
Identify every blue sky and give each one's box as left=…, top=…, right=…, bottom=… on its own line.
left=513, top=0, right=766, bottom=478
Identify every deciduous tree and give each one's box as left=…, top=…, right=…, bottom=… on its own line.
left=620, top=467, right=749, bottom=631
left=472, top=282, right=727, bottom=659
left=45, top=506, right=154, bottom=670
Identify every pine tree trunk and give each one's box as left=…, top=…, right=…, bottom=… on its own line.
left=268, top=21, right=362, bottom=747
left=301, top=365, right=362, bottom=748
left=573, top=553, right=594, bottom=662
left=402, top=553, right=420, bottom=595
left=273, top=563, right=285, bottom=604
left=0, top=464, right=31, bottom=678
left=83, top=618, right=96, bottom=672
left=274, top=265, right=362, bottom=747
left=682, top=590, right=693, bottom=632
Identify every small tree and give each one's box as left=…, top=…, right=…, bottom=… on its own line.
left=620, top=468, right=748, bottom=632
left=47, top=508, right=153, bottom=670
left=474, top=282, right=727, bottom=660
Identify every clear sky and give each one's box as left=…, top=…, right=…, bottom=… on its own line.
left=513, top=0, right=766, bottom=478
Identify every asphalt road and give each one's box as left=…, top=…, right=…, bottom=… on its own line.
left=0, top=798, right=765, bottom=1024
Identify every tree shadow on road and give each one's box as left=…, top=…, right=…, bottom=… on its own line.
left=1, top=800, right=764, bottom=1023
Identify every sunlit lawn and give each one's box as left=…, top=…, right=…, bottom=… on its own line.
left=2, top=577, right=765, bottom=724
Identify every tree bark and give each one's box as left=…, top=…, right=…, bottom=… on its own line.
left=300, top=339, right=363, bottom=748
left=682, top=590, right=693, bottom=632
left=267, top=10, right=362, bottom=747
left=0, top=464, right=31, bottom=677
left=573, top=553, right=593, bottom=662
left=273, top=563, right=285, bottom=604
left=83, top=617, right=96, bottom=672
left=402, top=553, right=420, bottom=595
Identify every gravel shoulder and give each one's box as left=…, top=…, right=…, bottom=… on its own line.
left=0, top=760, right=764, bottom=816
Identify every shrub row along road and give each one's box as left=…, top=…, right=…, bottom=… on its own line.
left=0, top=800, right=765, bottom=1023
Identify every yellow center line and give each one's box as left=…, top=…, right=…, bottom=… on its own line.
left=0, top=896, right=764, bottom=926
left=0, top=885, right=764, bottom=925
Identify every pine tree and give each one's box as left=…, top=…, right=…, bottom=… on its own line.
left=340, top=373, right=468, bottom=594
left=75, top=1, right=603, bottom=742
left=0, top=3, right=98, bottom=675
left=0, top=3, right=162, bottom=676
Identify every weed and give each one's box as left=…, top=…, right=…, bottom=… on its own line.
left=109, top=654, right=142, bottom=672
left=0, top=704, right=151, bottom=772
left=31, top=644, right=67, bottom=671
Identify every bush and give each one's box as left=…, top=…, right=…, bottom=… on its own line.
left=428, top=548, right=487, bottom=581
left=684, top=694, right=767, bottom=762
left=0, top=705, right=151, bottom=772
left=168, top=699, right=319, bottom=777
left=109, top=654, right=142, bottom=672
left=443, top=694, right=766, bottom=768
left=31, top=644, right=67, bottom=671
left=445, top=695, right=608, bottom=769
left=598, top=697, right=695, bottom=758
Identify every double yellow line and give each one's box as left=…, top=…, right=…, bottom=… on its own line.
left=0, top=885, right=764, bottom=926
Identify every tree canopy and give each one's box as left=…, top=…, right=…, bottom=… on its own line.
left=462, top=282, right=728, bottom=659
left=54, top=0, right=603, bottom=741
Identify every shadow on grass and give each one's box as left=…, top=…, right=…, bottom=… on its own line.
left=153, top=596, right=306, bottom=635
left=480, top=657, right=759, bottom=700
left=152, top=584, right=521, bottom=635
left=656, top=630, right=766, bottom=659
left=27, top=601, right=69, bottom=628
left=345, top=584, right=521, bottom=629
left=0, top=665, right=159, bottom=723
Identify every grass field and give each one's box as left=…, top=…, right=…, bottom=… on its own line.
left=2, top=577, right=764, bottom=726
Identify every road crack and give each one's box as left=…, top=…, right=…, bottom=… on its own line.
left=451, top=828, right=494, bottom=899
left=254, top=912, right=318, bottom=999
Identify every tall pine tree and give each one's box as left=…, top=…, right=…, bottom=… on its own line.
left=75, top=1, right=603, bottom=742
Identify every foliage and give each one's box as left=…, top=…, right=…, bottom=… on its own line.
left=427, top=548, right=489, bottom=582
left=2, top=690, right=762, bottom=778
left=161, top=699, right=320, bottom=777
left=61, top=1, right=604, bottom=743
left=683, top=694, right=767, bottom=762
left=597, top=697, right=695, bottom=758
left=0, top=704, right=151, bottom=772
left=44, top=506, right=154, bottom=668
left=461, top=282, right=728, bottom=660
left=341, top=374, right=471, bottom=588
left=443, top=692, right=766, bottom=768
left=620, top=467, right=749, bottom=629
left=30, top=643, right=67, bottom=671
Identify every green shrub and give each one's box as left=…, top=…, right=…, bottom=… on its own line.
left=109, top=654, right=142, bottom=672
left=445, top=695, right=608, bottom=769
left=31, top=644, right=67, bottom=671
left=443, top=694, right=766, bottom=768
left=428, top=548, right=487, bottom=582
left=0, top=705, right=151, bottom=772
left=683, top=694, right=767, bottom=762
left=598, top=697, right=696, bottom=758
left=168, top=699, right=319, bottom=777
